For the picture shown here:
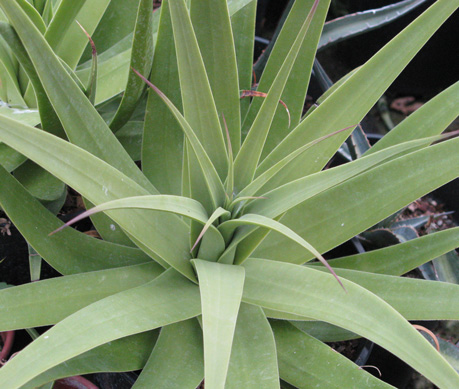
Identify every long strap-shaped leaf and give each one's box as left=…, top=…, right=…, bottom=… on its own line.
left=168, top=0, right=228, bottom=179
left=310, top=266, right=459, bottom=321
left=192, top=259, right=245, bottom=389
left=222, top=137, right=439, bottom=265
left=256, top=0, right=458, bottom=186
left=52, top=195, right=225, bottom=258
left=142, top=0, right=183, bottom=195
left=0, top=164, right=150, bottom=275
left=272, top=321, right=391, bottom=388
left=218, top=213, right=342, bottom=288
left=312, top=227, right=459, bottom=276
left=243, top=0, right=330, bottom=158
left=133, top=319, right=203, bottom=389
left=225, top=303, right=279, bottom=389
left=44, top=0, right=86, bottom=52
left=0, top=268, right=201, bottom=388
left=235, top=125, right=354, bottom=199
left=365, top=81, right=459, bottom=155
left=242, top=258, right=459, bottom=388
left=0, top=115, right=195, bottom=280
left=0, top=263, right=162, bottom=331
left=190, top=0, right=241, bottom=154
left=109, top=0, right=154, bottom=132
left=28, top=331, right=158, bottom=389
left=0, top=0, right=156, bottom=193
left=233, top=0, right=320, bottom=191
left=133, top=69, right=226, bottom=208
left=253, top=137, right=459, bottom=263
left=0, top=22, right=64, bottom=138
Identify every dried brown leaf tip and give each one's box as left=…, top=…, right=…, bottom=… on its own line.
left=240, top=90, right=291, bottom=128
left=76, top=20, right=96, bottom=56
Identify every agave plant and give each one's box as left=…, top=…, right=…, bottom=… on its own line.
left=0, top=0, right=458, bottom=388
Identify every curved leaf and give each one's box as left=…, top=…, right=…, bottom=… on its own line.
left=0, top=263, right=162, bottom=331
left=0, top=268, right=201, bottom=388
left=0, top=164, right=151, bottom=275
left=315, top=228, right=459, bottom=275
left=318, top=0, right=428, bottom=50
left=256, top=0, right=458, bottom=188
left=0, top=116, right=195, bottom=281
left=242, top=258, right=459, bottom=388
left=28, top=331, right=158, bottom=389
left=272, top=321, right=391, bottom=388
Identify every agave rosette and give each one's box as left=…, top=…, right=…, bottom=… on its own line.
left=0, top=0, right=458, bottom=387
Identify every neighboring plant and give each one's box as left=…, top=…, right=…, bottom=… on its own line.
left=0, top=0, right=458, bottom=387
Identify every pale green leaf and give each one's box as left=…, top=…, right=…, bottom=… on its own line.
left=226, top=303, right=279, bottom=389
left=133, top=319, right=203, bottom=389
left=169, top=0, right=228, bottom=179
left=28, top=332, right=158, bottom=389
left=0, top=263, right=163, bottom=331
left=272, top=321, right=391, bottom=388
left=313, top=228, right=459, bottom=276
left=192, top=259, right=245, bottom=389
left=256, top=0, right=458, bottom=188
left=253, top=138, right=459, bottom=263
left=0, top=164, right=151, bottom=275
left=234, top=0, right=322, bottom=190
left=0, top=116, right=195, bottom=280
left=242, top=258, right=459, bottom=388
left=142, top=0, right=183, bottom=195
left=0, top=268, right=201, bottom=387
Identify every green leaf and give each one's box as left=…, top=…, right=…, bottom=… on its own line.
left=0, top=0, right=155, bottom=193
left=244, top=0, right=330, bottom=159
left=253, top=137, right=459, bottom=263
left=192, top=259, right=245, bottom=389
left=51, top=0, right=111, bottom=69
left=272, top=321, right=391, bottom=388
left=134, top=69, right=226, bottom=209
left=190, top=0, right=241, bottom=154
left=142, top=0, right=183, bottom=195
left=433, top=250, right=459, bottom=284
left=14, top=160, right=66, bottom=204
left=0, top=268, right=201, bottom=387
left=318, top=0, right=428, bottom=50
left=230, top=0, right=256, bottom=120
left=314, top=267, right=459, bottom=320
left=366, top=81, right=459, bottom=155
left=256, top=0, right=458, bottom=187
left=169, top=0, right=228, bottom=179
left=314, top=228, right=459, bottom=276
left=290, top=321, right=359, bottom=342
left=109, top=0, right=154, bottom=132
left=44, top=0, right=86, bottom=51
left=0, top=263, right=163, bottom=331
left=0, top=164, right=151, bottom=275
left=219, top=214, right=319, bottom=263
left=234, top=0, right=322, bottom=190
left=0, top=116, right=195, bottom=280
left=242, top=258, right=459, bottom=388
left=28, top=331, right=159, bottom=389
left=226, top=303, right=279, bottom=389
left=133, top=319, right=203, bottom=389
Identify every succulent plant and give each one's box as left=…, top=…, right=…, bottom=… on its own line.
left=0, top=0, right=458, bottom=387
